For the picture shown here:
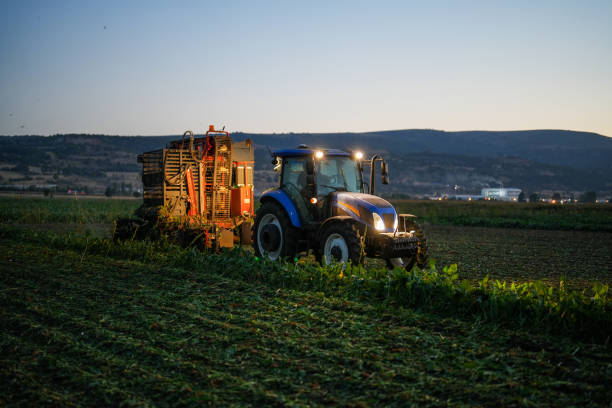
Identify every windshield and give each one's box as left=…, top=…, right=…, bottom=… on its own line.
left=316, top=156, right=362, bottom=196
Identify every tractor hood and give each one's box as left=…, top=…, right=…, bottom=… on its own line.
left=332, top=192, right=397, bottom=233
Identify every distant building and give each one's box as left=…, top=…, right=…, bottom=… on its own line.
left=481, top=188, right=522, bottom=201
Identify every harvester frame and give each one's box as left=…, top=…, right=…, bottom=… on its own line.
left=115, top=126, right=254, bottom=250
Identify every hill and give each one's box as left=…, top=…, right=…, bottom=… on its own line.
left=237, top=129, right=612, bottom=170
left=242, top=129, right=612, bottom=195
left=0, top=129, right=610, bottom=196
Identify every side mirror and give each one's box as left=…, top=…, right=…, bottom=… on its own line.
left=381, top=160, right=390, bottom=185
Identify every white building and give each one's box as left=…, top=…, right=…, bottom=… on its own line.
left=481, top=188, right=522, bottom=201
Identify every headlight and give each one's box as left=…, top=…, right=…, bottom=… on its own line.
left=354, top=151, right=363, bottom=160
left=314, top=150, right=324, bottom=159
left=372, top=213, right=385, bottom=231
left=393, top=215, right=398, bottom=230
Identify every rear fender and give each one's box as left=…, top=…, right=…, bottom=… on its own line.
left=260, top=189, right=302, bottom=228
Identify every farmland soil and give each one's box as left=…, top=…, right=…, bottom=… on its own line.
left=426, top=225, right=612, bottom=290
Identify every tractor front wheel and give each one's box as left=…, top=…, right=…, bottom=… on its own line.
left=253, top=201, right=299, bottom=261
left=320, top=222, right=364, bottom=267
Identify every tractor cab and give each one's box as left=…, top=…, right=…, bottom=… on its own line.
left=254, top=146, right=427, bottom=270
left=272, top=147, right=366, bottom=224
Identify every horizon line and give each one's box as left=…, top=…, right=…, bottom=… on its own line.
left=1, top=128, right=610, bottom=139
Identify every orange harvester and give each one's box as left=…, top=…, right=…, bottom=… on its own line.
left=137, top=125, right=254, bottom=248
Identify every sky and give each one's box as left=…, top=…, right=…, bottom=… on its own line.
left=1, top=0, right=611, bottom=136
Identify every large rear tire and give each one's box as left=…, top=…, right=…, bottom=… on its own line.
left=320, top=222, right=365, bottom=267
left=252, top=201, right=299, bottom=261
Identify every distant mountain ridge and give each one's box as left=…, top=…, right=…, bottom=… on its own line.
left=232, top=129, right=612, bottom=170
left=0, top=129, right=610, bottom=195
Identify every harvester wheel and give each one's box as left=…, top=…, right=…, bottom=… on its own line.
left=387, top=222, right=428, bottom=271
left=113, top=218, right=143, bottom=242
left=113, top=218, right=158, bottom=242
left=320, top=222, right=365, bottom=267
left=253, top=201, right=299, bottom=261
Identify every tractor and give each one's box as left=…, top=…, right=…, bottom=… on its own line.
left=253, top=147, right=427, bottom=270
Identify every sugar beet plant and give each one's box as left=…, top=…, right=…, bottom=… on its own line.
left=0, top=197, right=140, bottom=224
left=2, top=226, right=610, bottom=341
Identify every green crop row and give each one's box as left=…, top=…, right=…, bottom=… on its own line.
left=2, top=197, right=612, bottom=231
left=0, top=197, right=140, bottom=224
left=2, top=226, right=609, bottom=342
left=3, top=232, right=610, bottom=407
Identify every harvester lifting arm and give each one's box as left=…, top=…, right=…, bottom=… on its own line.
left=181, top=130, right=205, bottom=164
left=185, top=167, right=198, bottom=216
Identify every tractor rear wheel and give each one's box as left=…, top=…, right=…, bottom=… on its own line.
left=253, top=201, right=299, bottom=261
left=320, top=222, right=364, bottom=267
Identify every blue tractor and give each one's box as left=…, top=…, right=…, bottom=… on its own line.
left=253, top=146, right=427, bottom=269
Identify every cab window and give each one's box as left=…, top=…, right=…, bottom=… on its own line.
left=316, top=156, right=362, bottom=196
left=280, top=157, right=311, bottom=221
left=281, top=158, right=307, bottom=191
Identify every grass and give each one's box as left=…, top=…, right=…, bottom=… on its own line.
left=392, top=200, right=612, bottom=231
left=0, top=196, right=141, bottom=224
left=3, top=226, right=610, bottom=339
left=1, top=228, right=611, bottom=407
left=1, top=197, right=611, bottom=232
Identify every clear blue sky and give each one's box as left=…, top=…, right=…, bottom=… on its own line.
left=1, top=0, right=611, bottom=136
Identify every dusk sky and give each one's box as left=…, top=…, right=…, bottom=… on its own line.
left=1, top=0, right=611, bottom=136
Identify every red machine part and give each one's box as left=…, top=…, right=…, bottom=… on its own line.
left=231, top=160, right=254, bottom=217
left=231, top=186, right=253, bottom=217
left=198, top=132, right=214, bottom=213
left=186, top=130, right=217, bottom=217
left=185, top=167, right=198, bottom=216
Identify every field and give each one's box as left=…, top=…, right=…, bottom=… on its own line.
left=392, top=199, right=612, bottom=231
left=426, top=226, right=612, bottom=290
left=1, top=197, right=611, bottom=406
left=0, top=194, right=141, bottom=224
